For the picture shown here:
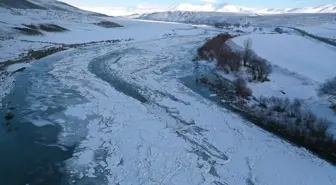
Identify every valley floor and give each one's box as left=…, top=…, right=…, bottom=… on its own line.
left=0, top=17, right=336, bottom=185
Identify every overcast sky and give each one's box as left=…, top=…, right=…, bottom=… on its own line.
left=61, top=0, right=335, bottom=8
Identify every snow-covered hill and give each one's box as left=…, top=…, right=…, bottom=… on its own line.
left=0, top=0, right=106, bottom=16
left=0, top=0, right=117, bottom=61
left=167, top=4, right=256, bottom=13
left=136, top=11, right=246, bottom=25
left=0, top=0, right=43, bottom=9
left=0, top=0, right=336, bottom=184
left=77, top=3, right=336, bottom=17
left=165, top=3, right=336, bottom=14
left=126, top=4, right=336, bottom=27
left=29, top=0, right=106, bottom=15
left=136, top=11, right=336, bottom=28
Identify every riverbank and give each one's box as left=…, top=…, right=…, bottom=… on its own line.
left=191, top=32, right=336, bottom=164
left=187, top=72, right=336, bottom=164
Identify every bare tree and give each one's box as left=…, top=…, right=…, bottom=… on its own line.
left=226, top=52, right=242, bottom=71
left=318, top=77, right=336, bottom=100
left=274, top=27, right=283, bottom=34
left=216, top=46, right=242, bottom=72
left=197, top=34, right=233, bottom=60
left=243, top=38, right=253, bottom=66
left=258, top=58, right=272, bottom=81
left=249, top=57, right=272, bottom=82
left=234, top=78, right=252, bottom=99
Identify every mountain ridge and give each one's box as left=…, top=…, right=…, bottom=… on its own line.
left=166, top=3, right=336, bottom=14
left=0, top=0, right=107, bottom=16
left=79, top=3, right=336, bottom=16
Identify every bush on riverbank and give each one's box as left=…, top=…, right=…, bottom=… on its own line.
left=234, top=78, right=252, bottom=99
left=249, top=57, right=272, bottom=82
left=198, top=75, right=336, bottom=163
left=254, top=96, right=335, bottom=158
left=197, top=34, right=235, bottom=61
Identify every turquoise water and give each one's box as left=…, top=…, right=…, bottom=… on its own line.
left=0, top=54, right=83, bottom=185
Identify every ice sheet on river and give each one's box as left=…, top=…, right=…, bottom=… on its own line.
left=46, top=21, right=336, bottom=185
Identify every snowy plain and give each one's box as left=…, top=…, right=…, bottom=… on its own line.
left=233, top=34, right=336, bottom=83
left=232, top=33, right=336, bottom=133
left=0, top=6, right=336, bottom=185
left=50, top=20, right=336, bottom=184
left=299, top=23, right=336, bottom=40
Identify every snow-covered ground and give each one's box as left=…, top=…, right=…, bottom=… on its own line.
left=1, top=6, right=336, bottom=185
left=233, top=34, right=336, bottom=83
left=137, top=11, right=336, bottom=29
left=0, top=6, right=103, bottom=61
left=299, top=23, right=336, bottom=40
left=47, top=19, right=336, bottom=185
left=232, top=33, right=336, bottom=133
left=0, top=7, right=206, bottom=62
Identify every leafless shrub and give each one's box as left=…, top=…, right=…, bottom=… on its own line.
left=217, top=47, right=242, bottom=72
left=330, top=104, right=336, bottom=113
left=256, top=96, right=334, bottom=150
left=214, top=22, right=230, bottom=28
left=196, top=35, right=273, bottom=81
left=249, top=57, right=272, bottom=82
left=243, top=38, right=253, bottom=66
left=274, top=27, right=283, bottom=33
left=287, top=98, right=302, bottom=118
left=197, top=34, right=234, bottom=60
left=302, top=111, right=317, bottom=129
left=312, top=118, right=329, bottom=139
left=268, top=97, right=290, bottom=113
left=259, top=96, right=268, bottom=108
left=318, top=77, right=336, bottom=100
left=234, top=78, right=252, bottom=99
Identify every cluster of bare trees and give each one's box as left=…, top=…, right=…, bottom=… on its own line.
left=196, top=34, right=272, bottom=82
left=196, top=34, right=243, bottom=73
left=318, top=76, right=336, bottom=112
left=318, top=77, right=336, bottom=100
left=256, top=96, right=334, bottom=149
left=234, top=78, right=252, bottom=99
left=243, top=38, right=272, bottom=82
left=217, top=47, right=242, bottom=72
left=249, top=58, right=272, bottom=82
left=197, top=34, right=234, bottom=61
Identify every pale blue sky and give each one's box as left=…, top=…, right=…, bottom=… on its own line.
left=64, top=0, right=335, bottom=8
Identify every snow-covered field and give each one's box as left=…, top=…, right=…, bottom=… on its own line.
left=233, top=34, right=336, bottom=83
left=299, top=23, right=336, bottom=40
left=48, top=20, right=335, bottom=185
left=1, top=5, right=336, bottom=185
left=232, top=33, right=336, bottom=133
left=0, top=7, right=206, bottom=62
left=0, top=6, right=103, bottom=61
